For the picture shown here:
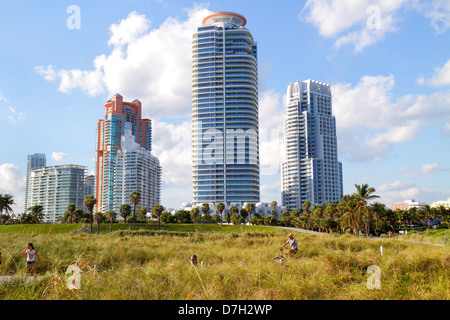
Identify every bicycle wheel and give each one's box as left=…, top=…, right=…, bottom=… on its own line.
left=272, top=257, right=286, bottom=264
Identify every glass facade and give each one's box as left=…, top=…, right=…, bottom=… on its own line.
left=281, top=80, right=343, bottom=210
left=29, top=164, right=86, bottom=223
left=96, top=95, right=152, bottom=213
left=192, top=13, right=260, bottom=205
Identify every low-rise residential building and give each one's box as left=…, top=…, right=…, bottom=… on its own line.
left=393, top=199, right=427, bottom=211
left=29, top=164, right=86, bottom=223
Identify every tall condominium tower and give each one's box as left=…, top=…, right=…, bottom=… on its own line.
left=25, top=153, right=46, bottom=212
left=96, top=94, right=152, bottom=213
left=192, top=12, right=260, bottom=205
left=113, top=123, right=162, bottom=213
left=281, top=80, right=343, bottom=210
left=29, top=164, right=86, bottom=223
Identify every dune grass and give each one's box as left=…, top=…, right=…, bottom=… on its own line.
left=0, top=227, right=448, bottom=300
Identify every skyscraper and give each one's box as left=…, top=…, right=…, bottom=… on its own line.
left=114, top=124, right=161, bottom=213
left=25, top=153, right=46, bottom=212
left=281, top=80, right=343, bottom=210
left=192, top=12, right=260, bottom=206
left=96, top=94, right=152, bottom=213
left=29, top=164, right=86, bottom=223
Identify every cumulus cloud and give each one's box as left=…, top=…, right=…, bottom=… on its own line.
left=261, top=181, right=281, bottom=203
left=417, top=58, right=450, bottom=87
left=300, top=0, right=407, bottom=52
left=51, top=152, right=68, bottom=162
left=0, top=163, right=26, bottom=213
left=36, top=6, right=213, bottom=119
left=415, top=0, right=450, bottom=34
left=151, top=120, right=192, bottom=187
left=376, top=179, right=450, bottom=207
left=332, top=74, right=450, bottom=162
left=0, top=164, right=26, bottom=194
left=259, top=89, right=284, bottom=176
left=300, top=0, right=450, bottom=52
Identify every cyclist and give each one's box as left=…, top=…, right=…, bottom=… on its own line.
left=280, top=233, right=298, bottom=258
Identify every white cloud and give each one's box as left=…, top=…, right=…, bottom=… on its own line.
left=378, top=180, right=417, bottom=192
left=151, top=120, right=192, bottom=187
left=259, top=89, right=284, bottom=176
left=7, top=106, right=26, bottom=124
left=421, top=162, right=439, bottom=176
left=415, top=0, right=450, bottom=34
left=332, top=74, right=450, bottom=162
left=261, top=181, right=281, bottom=203
left=377, top=179, right=450, bottom=207
left=0, top=164, right=26, bottom=194
left=51, top=152, right=68, bottom=162
left=0, top=164, right=26, bottom=213
left=417, top=58, right=450, bottom=87
left=300, top=0, right=450, bottom=52
left=300, top=0, right=407, bottom=52
left=36, top=6, right=213, bottom=119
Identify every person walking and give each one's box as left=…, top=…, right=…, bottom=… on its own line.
left=22, top=243, right=40, bottom=277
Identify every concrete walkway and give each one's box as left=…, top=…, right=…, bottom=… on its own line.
left=0, top=275, right=41, bottom=284
left=277, top=226, right=446, bottom=246
left=277, top=226, right=325, bottom=235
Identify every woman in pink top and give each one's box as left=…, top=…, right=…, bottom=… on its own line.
left=22, top=243, right=40, bottom=277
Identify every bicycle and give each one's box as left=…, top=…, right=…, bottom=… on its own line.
left=272, top=247, right=300, bottom=264
left=272, top=248, right=288, bottom=264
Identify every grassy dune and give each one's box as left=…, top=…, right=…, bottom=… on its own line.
left=0, top=227, right=448, bottom=300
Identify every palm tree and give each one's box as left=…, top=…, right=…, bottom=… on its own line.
left=216, top=203, right=225, bottom=227
left=240, top=208, right=248, bottom=223
left=139, top=207, right=148, bottom=220
left=119, top=204, right=131, bottom=224
left=246, top=203, right=255, bottom=224
left=337, top=195, right=359, bottom=235
left=94, top=212, right=104, bottom=235
left=73, top=209, right=83, bottom=223
left=129, top=191, right=141, bottom=231
left=353, top=184, right=380, bottom=236
left=67, top=204, right=76, bottom=224
left=28, top=204, right=45, bottom=224
left=201, top=203, right=210, bottom=222
left=230, top=206, right=239, bottom=216
left=152, top=204, right=164, bottom=230
left=190, top=207, right=200, bottom=224
left=0, top=193, right=15, bottom=216
left=106, top=211, right=117, bottom=232
left=302, top=200, right=311, bottom=215
left=83, top=195, right=97, bottom=234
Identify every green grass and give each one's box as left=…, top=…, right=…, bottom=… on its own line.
left=402, top=229, right=450, bottom=245
left=0, top=225, right=448, bottom=300
left=0, top=223, right=275, bottom=235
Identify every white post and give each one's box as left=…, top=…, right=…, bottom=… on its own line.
left=380, top=245, right=383, bottom=255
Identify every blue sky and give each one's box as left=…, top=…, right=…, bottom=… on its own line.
left=1, top=0, right=449, bottom=213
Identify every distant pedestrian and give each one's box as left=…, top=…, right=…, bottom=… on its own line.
left=22, top=243, right=40, bottom=277
left=388, top=231, right=392, bottom=238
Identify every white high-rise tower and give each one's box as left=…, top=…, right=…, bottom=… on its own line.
left=192, top=12, right=260, bottom=206
left=281, top=80, right=343, bottom=210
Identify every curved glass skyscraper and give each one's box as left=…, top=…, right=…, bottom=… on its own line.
left=192, top=12, right=260, bottom=205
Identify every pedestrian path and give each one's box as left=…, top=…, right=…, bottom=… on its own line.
left=277, top=226, right=325, bottom=235
left=0, top=275, right=42, bottom=284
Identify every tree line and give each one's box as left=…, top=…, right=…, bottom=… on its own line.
left=1, top=184, right=449, bottom=236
